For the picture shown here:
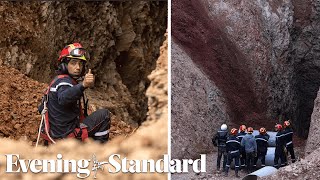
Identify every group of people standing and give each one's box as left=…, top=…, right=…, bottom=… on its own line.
left=212, top=121, right=296, bottom=177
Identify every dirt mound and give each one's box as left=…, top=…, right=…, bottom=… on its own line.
left=0, top=66, right=46, bottom=141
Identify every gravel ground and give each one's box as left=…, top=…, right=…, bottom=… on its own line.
left=172, top=152, right=248, bottom=180
left=172, top=144, right=304, bottom=180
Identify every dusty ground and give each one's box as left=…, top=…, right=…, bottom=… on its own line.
left=172, top=142, right=305, bottom=180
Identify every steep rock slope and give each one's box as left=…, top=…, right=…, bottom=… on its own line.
left=172, top=0, right=320, bottom=159
left=171, top=42, right=229, bottom=159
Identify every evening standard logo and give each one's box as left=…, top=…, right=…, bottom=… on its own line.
left=4, top=154, right=206, bottom=178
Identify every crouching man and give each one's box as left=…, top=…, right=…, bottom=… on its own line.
left=39, top=43, right=111, bottom=144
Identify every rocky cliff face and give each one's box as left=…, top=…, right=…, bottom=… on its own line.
left=171, top=42, right=230, bottom=159
left=0, top=1, right=167, bottom=125
left=172, top=0, right=320, bottom=158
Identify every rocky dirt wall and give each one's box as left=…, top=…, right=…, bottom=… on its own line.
left=305, top=88, right=320, bottom=155
left=0, top=1, right=167, bottom=125
left=0, top=26, right=168, bottom=180
left=204, top=0, right=294, bottom=128
left=289, top=0, right=320, bottom=137
left=173, top=0, right=320, bottom=141
left=171, top=42, right=230, bottom=159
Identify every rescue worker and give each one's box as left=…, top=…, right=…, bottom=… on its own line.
left=225, top=128, right=241, bottom=178
left=254, top=127, right=269, bottom=168
left=283, top=120, right=296, bottom=163
left=237, top=124, right=247, bottom=170
left=213, top=124, right=228, bottom=172
left=38, top=43, right=111, bottom=144
left=241, top=127, right=257, bottom=173
left=274, top=124, right=287, bottom=168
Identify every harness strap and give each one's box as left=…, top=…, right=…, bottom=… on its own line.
left=39, top=74, right=85, bottom=144
left=41, top=127, right=88, bottom=144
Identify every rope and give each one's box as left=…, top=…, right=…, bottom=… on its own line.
left=36, top=112, right=45, bottom=147
left=35, top=97, right=56, bottom=147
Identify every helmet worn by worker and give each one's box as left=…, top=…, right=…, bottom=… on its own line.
left=247, top=127, right=253, bottom=134
left=230, top=128, right=238, bottom=135
left=239, top=124, right=246, bottom=132
left=57, top=43, right=89, bottom=75
left=221, top=124, right=227, bottom=131
left=259, top=127, right=266, bottom=134
left=284, top=120, right=290, bottom=128
left=275, top=124, right=282, bottom=131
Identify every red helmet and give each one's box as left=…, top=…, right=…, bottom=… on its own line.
left=259, top=127, right=266, bottom=134
left=284, top=120, right=290, bottom=128
left=58, top=43, right=89, bottom=63
left=230, top=128, right=238, bottom=135
left=239, top=125, right=246, bottom=132
left=275, top=124, right=282, bottom=131
left=247, top=127, right=253, bottom=133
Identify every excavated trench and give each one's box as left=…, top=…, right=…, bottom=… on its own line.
left=172, top=0, right=320, bottom=160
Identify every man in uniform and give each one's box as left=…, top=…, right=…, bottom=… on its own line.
left=225, top=128, right=241, bottom=177
left=254, top=127, right=269, bottom=169
left=213, top=124, right=228, bottom=172
left=241, top=127, right=257, bottom=173
left=274, top=124, right=287, bottom=168
left=237, top=124, right=247, bottom=170
left=283, top=120, right=296, bottom=163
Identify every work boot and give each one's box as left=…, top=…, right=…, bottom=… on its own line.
left=224, top=168, right=228, bottom=177
left=216, top=167, right=220, bottom=173
left=235, top=170, right=240, bottom=178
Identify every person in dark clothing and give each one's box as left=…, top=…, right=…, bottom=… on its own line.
left=241, top=127, right=257, bottom=174
left=213, top=124, right=228, bottom=172
left=225, top=128, right=241, bottom=178
left=274, top=124, right=287, bottom=168
left=283, top=120, right=296, bottom=163
left=38, top=43, right=111, bottom=144
left=254, top=127, right=269, bottom=169
left=237, top=124, right=247, bottom=170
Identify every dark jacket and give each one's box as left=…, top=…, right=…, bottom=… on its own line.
left=241, top=133, right=257, bottom=153
left=282, top=127, right=294, bottom=148
left=39, top=75, right=85, bottom=138
left=237, top=131, right=247, bottom=142
left=255, top=134, right=269, bottom=154
left=213, top=130, right=228, bottom=150
left=226, top=135, right=241, bottom=153
left=275, top=131, right=285, bottom=153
